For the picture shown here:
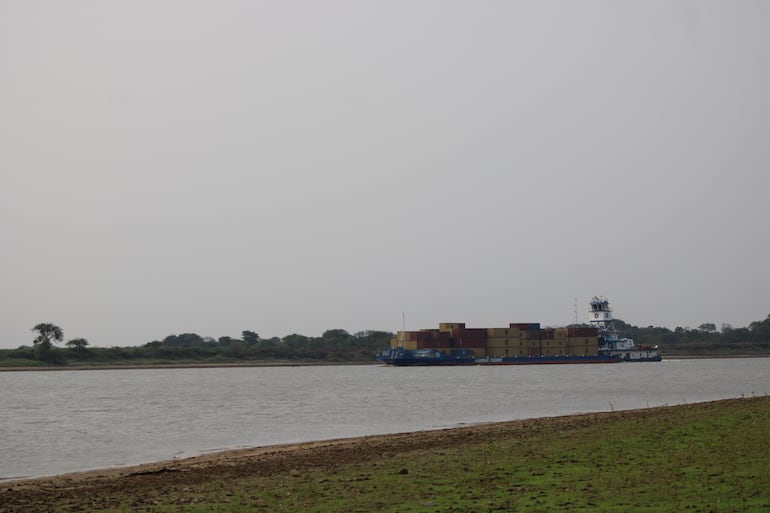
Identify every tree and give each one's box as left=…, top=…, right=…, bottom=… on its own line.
left=66, top=338, right=90, bottom=356
left=66, top=338, right=89, bottom=350
left=217, top=336, right=237, bottom=346
left=322, top=329, right=353, bottom=345
left=32, top=323, right=63, bottom=350
left=162, top=333, right=204, bottom=347
left=241, top=330, right=260, bottom=346
left=31, top=323, right=64, bottom=362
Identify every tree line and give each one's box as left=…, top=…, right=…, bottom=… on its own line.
left=1, top=325, right=395, bottom=366
left=2, top=314, right=769, bottom=366
left=611, top=314, right=770, bottom=356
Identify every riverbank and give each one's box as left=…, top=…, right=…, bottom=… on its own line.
left=2, top=396, right=768, bottom=512
left=0, top=360, right=375, bottom=372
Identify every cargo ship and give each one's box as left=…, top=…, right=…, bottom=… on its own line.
left=376, top=321, right=621, bottom=366
left=591, top=297, right=661, bottom=362
left=377, top=298, right=660, bottom=365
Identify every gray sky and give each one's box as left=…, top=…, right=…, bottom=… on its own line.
left=2, top=1, right=769, bottom=349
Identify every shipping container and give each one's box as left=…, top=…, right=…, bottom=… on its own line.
left=487, top=327, right=515, bottom=337
left=568, top=327, right=599, bottom=337
left=460, top=328, right=488, bottom=339
left=416, top=332, right=433, bottom=343
left=391, top=339, right=417, bottom=350
left=454, top=336, right=487, bottom=348
left=567, top=336, right=597, bottom=344
left=415, top=339, right=452, bottom=349
left=486, top=338, right=518, bottom=345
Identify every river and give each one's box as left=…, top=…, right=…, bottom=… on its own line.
left=1, top=358, right=768, bottom=481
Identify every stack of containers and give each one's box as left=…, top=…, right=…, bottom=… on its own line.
left=553, top=327, right=569, bottom=355
left=454, top=326, right=487, bottom=357
left=540, top=328, right=557, bottom=356
left=566, top=327, right=599, bottom=355
left=485, top=327, right=527, bottom=357
left=390, top=323, right=600, bottom=357
left=390, top=329, right=455, bottom=350
left=505, top=323, right=539, bottom=356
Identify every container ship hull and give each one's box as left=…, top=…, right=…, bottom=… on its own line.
left=600, top=349, right=662, bottom=362
left=377, top=348, right=621, bottom=366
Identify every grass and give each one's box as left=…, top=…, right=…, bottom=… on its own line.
left=15, top=397, right=770, bottom=513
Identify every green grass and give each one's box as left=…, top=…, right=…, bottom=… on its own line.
left=45, top=397, right=770, bottom=512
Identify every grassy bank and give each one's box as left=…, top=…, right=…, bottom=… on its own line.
left=2, top=397, right=768, bottom=512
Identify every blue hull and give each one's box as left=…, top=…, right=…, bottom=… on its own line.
left=377, top=348, right=621, bottom=366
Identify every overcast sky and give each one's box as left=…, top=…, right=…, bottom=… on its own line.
left=2, top=1, right=769, bottom=349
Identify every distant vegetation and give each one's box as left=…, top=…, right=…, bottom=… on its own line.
left=612, top=315, right=770, bottom=356
left=1, top=315, right=769, bottom=367
left=0, top=326, right=394, bottom=367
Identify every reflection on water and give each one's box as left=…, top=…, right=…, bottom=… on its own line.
left=0, top=358, right=768, bottom=480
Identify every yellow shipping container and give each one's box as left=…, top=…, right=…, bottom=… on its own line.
left=570, top=336, right=599, bottom=345
left=486, top=327, right=523, bottom=338
left=391, top=339, right=417, bottom=350
left=486, top=337, right=525, bottom=348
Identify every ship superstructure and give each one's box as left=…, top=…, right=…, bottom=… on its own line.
left=590, top=297, right=661, bottom=362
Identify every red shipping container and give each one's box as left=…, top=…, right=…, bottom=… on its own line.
left=417, top=340, right=451, bottom=349
left=460, top=328, right=487, bottom=339
left=415, top=332, right=433, bottom=343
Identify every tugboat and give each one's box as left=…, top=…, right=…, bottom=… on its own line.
left=590, top=297, right=662, bottom=362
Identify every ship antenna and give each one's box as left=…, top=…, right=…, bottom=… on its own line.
left=574, top=297, right=578, bottom=325
left=401, top=311, right=406, bottom=347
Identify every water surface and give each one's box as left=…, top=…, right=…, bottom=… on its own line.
left=1, top=358, right=767, bottom=480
